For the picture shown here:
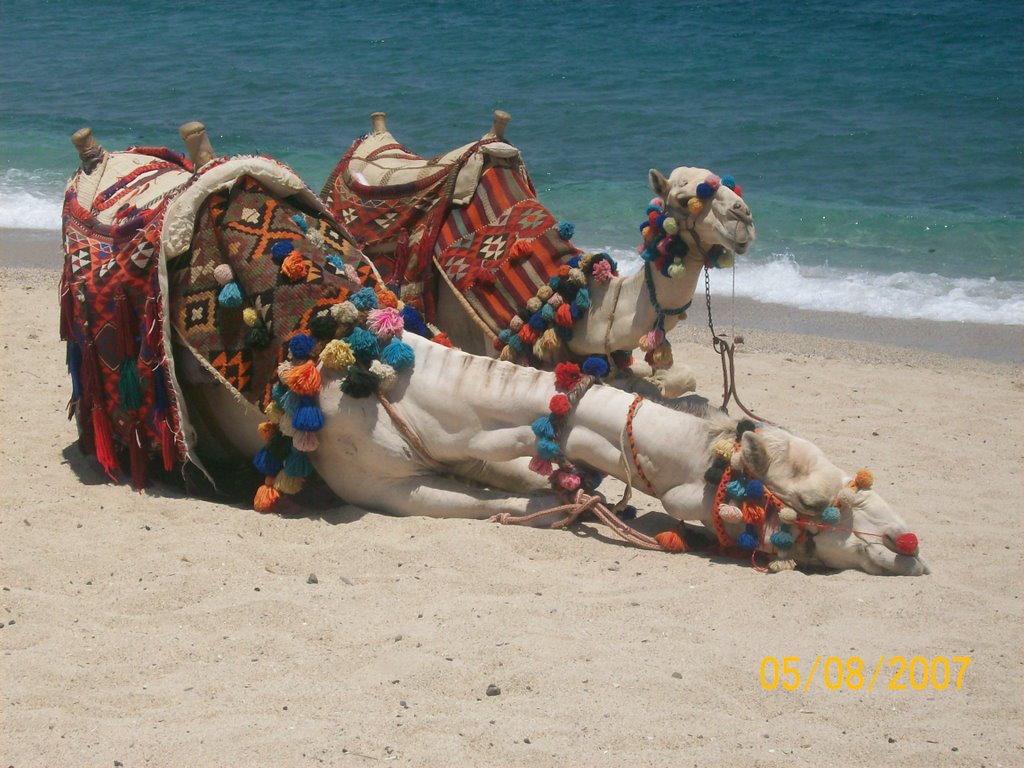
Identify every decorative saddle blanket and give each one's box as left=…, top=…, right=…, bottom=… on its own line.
left=61, top=149, right=380, bottom=489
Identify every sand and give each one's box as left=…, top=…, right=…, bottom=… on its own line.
left=2, top=231, right=1022, bottom=767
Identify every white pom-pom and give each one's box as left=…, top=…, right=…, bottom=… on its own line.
left=213, top=264, right=234, bottom=286
left=278, top=411, right=295, bottom=437
left=779, top=507, right=798, bottom=524
left=277, top=361, right=294, bottom=379
left=719, top=504, right=743, bottom=523
left=369, top=360, right=397, bottom=391
left=331, top=301, right=359, bottom=324
left=568, top=268, right=586, bottom=286
left=730, top=450, right=744, bottom=472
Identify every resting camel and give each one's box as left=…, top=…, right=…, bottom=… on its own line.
left=322, top=112, right=756, bottom=397
left=59, top=125, right=926, bottom=576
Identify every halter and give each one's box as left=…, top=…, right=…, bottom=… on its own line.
left=704, top=420, right=921, bottom=571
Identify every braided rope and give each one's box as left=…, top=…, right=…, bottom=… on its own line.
left=626, top=396, right=657, bottom=495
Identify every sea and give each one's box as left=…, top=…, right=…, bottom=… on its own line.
left=2, top=0, right=1021, bottom=326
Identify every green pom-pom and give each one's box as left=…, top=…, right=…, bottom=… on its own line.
left=246, top=322, right=272, bottom=350
left=340, top=366, right=379, bottom=398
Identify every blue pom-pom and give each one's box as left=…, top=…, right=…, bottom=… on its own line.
left=284, top=448, right=313, bottom=478
left=537, top=437, right=562, bottom=460
left=642, top=244, right=659, bottom=263
left=293, top=397, right=324, bottom=432
left=770, top=530, right=795, bottom=550
left=645, top=203, right=663, bottom=215
left=567, top=255, right=581, bottom=268
left=737, top=527, right=759, bottom=550
left=659, top=256, right=673, bottom=277
left=581, top=355, right=609, bottom=378
left=291, top=214, right=309, bottom=232
left=326, top=254, right=346, bottom=273
left=745, top=480, right=765, bottom=500
left=574, top=288, right=590, bottom=310
left=569, top=303, right=581, bottom=320
left=351, top=287, right=379, bottom=311
left=272, top=381, right=288, bottom=401
left=253, top=446, right=283, bottom=476
left=347, top=326, right=380, bottom=362
left=726, top=479, right=747, bottom=500
left=399, top=305, right=430, bottom=337
left=531, top=416, right=556, bottom=439
left=654, top=213, right=667, bottom=230
left=721, top=175, right=736, bottom=190
left=549, top=277, right=562, bottom=290
left=271, top=240, right=294, bottom=263
left=380, top=339, right=415, bottom=371
left=498, top=329, right=512, bottom=343
left=558, top=221, right=575, bottom=240
left=289, top=333, right=316, bottom=360
left=529, top=311, right=547, bottom=330
left=217, top=282, right=243, bottom=308
left=541, top=304, right=556, bottom=323
left=507, top=335, right=525, bottom=353
left=696, top=182, right=715, bottom=200
left=821, top=506, right=841, bottom=524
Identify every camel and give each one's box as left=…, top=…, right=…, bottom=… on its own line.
left=322, top=112, right=756, bottom=398
left=59, top=125, right=926, bottom=576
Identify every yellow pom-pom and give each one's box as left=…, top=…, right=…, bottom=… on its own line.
left=257, top=421, right=277, bottom=442
left=712, top=438, right=735, bottom=461
left=651, top=341, right=674, bottom=369
left=663, top=217, right=679, bottom=235
left=264, top=400, right=283, bottom=424
left=568, top=268, right=586, bottom=286
left=718, top=253, right=735, bottom=268
left=319, top=339, right=356, bottom=371
left=536, top=285, right=553, bottom=302
left=274, top=471, right=304, bottom=495
left=498, top=345, right=514, bottom=362
left=243, top=307, right=258, bottom=327
left=687, top=198, right=704, bottom=215
left=853, top=469, right=874, bottom=490
left=667, top=261, right=686, bottom=278
left=526, top=297, right=543, bottom=313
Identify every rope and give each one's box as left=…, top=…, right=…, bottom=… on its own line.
left=375, top=391, right=447, bottom=470
left=625, top=396, right=657, bottom=495
left=643, top=260, right=692, bottom=329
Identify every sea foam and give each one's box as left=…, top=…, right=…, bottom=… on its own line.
left=598, top=246, right=1024, bottom=327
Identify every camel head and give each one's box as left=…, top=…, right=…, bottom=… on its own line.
left=739, top=426, right=929, bottom=576
left=649, top=167, right=755, bottom=260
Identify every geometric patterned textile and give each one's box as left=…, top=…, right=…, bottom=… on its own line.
left=60, top=147, right=195, bottom=486
left=322, top=135, right=501, bottom=318
left=168, top=176, right=377, bottom=410
left=432, top=165, right=581, bottom=336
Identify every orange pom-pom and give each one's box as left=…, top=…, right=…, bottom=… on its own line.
left=518, top=325, right=539, bottom=345
left=509, top=239, right=532, bottom=261
left=555, top=303, right=574, bottom=327
left=431, top=332, right=453, bottom=348
left=254, top=477, right=280, bottom=512
left=655, top=530, right=687, bottom=553
left=853, top=469, right=874, bottom=490
left=257, top=421, right=277, bottom=442
left=285, top=360, right=322, bottom=396
left=281, top=252, right=309, bottom=281
left=742, top=500, right=766, bottom=525
left=557, top=265, right=571, bottom=278
left=375, top=287, right=399, bottom=308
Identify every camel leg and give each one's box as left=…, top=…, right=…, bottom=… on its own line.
left=369, top=473, right=565, bottom=523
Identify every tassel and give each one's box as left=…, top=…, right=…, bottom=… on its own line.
left=129, top=419, right=148, bottom=490
left=119, top=358, right=142, bottom=410
left=274, top=471, right=304, bottom=495
left=254, top=477, right=280, bottom=512
left=160, top=419, right=176, bottom=471
left=292, top=430, right=319, bottom=452
left=91, top=404, right=119, bottom=480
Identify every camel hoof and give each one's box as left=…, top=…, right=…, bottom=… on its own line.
left=649, top=364, right=697, bottom=399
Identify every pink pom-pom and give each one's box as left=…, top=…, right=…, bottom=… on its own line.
left=292, top=430, right=319, bottom=452
left=592, top=260, right=613, bottom=284
left=705, top=174, right=721, bottom=190
left=557, top=472, right=581, bottom=491
left=657, top=237, right=671, bottom=256
left=649, top=197, right=664, bottom=208
left=529, top=456, right=553, bottom=477
left=640, top=328, right=665, bottom=352
left=547, top=293, right=564, bottom=308
left=367, top=306, right=405, bottom=340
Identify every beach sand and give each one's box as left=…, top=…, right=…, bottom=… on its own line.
left=2, top=232, right=1022, bottom=766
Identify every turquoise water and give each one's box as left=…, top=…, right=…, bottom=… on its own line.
left=2, top=0, right=1021, bottom=322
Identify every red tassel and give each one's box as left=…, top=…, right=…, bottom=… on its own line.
left=115, top=291, right=139, bottom=359
left=129, top=420, right=148, bottom=489
left=91, top=405, right=120, bottom=480
left=160, top=419, right=176, bottom=472
left=59, top=278, right=76, bottom=341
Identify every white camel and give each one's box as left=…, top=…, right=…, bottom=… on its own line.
left=61, top=126, right=925, bottom=577
left=324, top=112, right=755, bottom=397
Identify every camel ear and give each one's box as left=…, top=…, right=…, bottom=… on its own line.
left=648, top=169, right=669, bottom=198
left=741, top=429, right=779, bottom=478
